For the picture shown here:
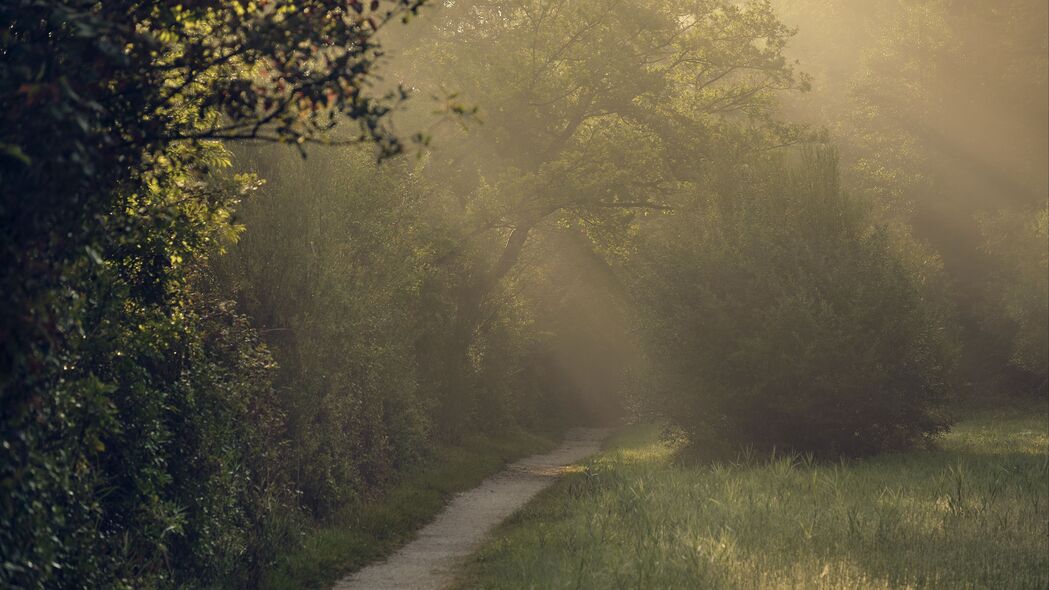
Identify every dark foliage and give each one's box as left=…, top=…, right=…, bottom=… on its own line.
left=1, top=1, right=421, bottom=586
left=635, top=152, right=956, bottom=456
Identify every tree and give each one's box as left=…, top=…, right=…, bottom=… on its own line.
left=1, top=1, right=424, bottom=586
left=771, top=0, right=1049, bottom=393
left=2, top=0, right=425, bottom=391
left=391, top=0, right=810, bottom=423
left=979, top=204, right=1049, bottom=385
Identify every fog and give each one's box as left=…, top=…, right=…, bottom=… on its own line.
left=4, top=1, right=1046, bottom=586
left=223, top=0, right=1047, bottom=462
left=351, top=0, right=1048, bottom=413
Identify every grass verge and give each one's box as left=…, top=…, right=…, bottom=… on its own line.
left=261, top=427, right=560, bottom=589
left=452, top=404, right=1048, bottom=589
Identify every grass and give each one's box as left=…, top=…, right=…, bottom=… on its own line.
left=261, top=427, right=559, bottom=589
left=452, top=404, right=1049, bottom=589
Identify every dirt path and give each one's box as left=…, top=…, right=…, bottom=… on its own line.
left=332, top=427, right=610, bottom=590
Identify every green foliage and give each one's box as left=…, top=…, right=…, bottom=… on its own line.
left=979, top=205, right=1049, bottom=380
left=394, top=0, right=811, bottom=344
left=772, top=0, right=1049, bottom=392
left=374, top=0, right=816, bottom=438
left=634, top=152, right=955, bottom=455
left=453, top=408, right=1049, bottom=589
left=216, top=144, right=569, bottom=516
left=0, top=152, right=294, bottom=588
left=1, top=1, right=423, bottom=586
left=217, top=147, right=433, bottom=515
left=3, top=0, right=1039, bottom=586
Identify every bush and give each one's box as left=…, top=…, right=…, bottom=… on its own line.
left=216, top=147, right=432, bottom=517
left=978, top=205, right=1049, bottom=385
left=634, top=152, right=956, bottom=456
left=215, top=145, right=581, bottom=517
left=0, top=159, right=294, bottom=588
left=2, top=1, right=418, bottom=584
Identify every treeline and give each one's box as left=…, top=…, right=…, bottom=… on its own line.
left=1, top=0, right=1046, bottom=588
left=772, top=0, right=1049, bottom=392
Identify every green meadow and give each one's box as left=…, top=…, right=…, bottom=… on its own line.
left=454, top=406, right=1049, bottom=589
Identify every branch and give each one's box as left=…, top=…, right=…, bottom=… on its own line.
left=594, top=201, right=675, bottom=211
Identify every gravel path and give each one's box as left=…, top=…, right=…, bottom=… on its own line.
left=332, top=427, right=610, bottom=590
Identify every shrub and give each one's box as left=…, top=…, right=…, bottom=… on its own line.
left=978, top=205, right=1049, bottom=385
left=216, top=147, right=434, bottom=516
left=634, top=151, right=956, bottom=456
left=0, top=161, right=294, bottom=588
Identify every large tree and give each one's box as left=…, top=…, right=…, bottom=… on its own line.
left=1, top=2, right=424, bottom=586
left=393, top=0, right=810, bottom=409
left=2, top=0, right=425, bottom=389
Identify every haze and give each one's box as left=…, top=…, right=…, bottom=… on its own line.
left=1, top=1, right=1046, bottom=588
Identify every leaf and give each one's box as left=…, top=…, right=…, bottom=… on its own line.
left=84, top=245, right=103, bottom=265
left=0, top=144, right=31, bottom=165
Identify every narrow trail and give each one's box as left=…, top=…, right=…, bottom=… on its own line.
left=332, top=427, right=610, bottom=590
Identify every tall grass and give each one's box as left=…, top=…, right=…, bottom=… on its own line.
left=453, top=406, right=1049, bottom=589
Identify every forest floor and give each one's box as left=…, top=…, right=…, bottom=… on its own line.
left=328, top=428, right=610, bottom=590
left=450, top=405, right=1048, bottom=589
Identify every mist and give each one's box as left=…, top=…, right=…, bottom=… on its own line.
left=2, top=0, right=1046, bottom=587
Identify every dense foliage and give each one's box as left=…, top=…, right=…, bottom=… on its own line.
left=772, top=0, right=1049, bottom=394
left=634, top=153, right=955, bottom=455
left=1, top=0, right=1044, bottom=586
left=383, top=0, right=814, bottom=427
left=979, top=205, right=1049, bottom=381
left=1, top=0, right=422, bottom=587
left=215, top=146, right=571, bottom=517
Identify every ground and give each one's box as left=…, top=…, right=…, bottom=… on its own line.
left=333, top=429, right=608, bottom=590
left=261, top=428, right=559, bottom=590
left=451, top=404, right=1049, bottom=589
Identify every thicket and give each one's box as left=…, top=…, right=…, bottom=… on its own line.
left=978, top=205, right=1049, bottom=383
left=214, top=146, right=570, bottom=518
left=0, top=1, right=424, bottom=587
left=634, top=152, right=956, bottom=455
